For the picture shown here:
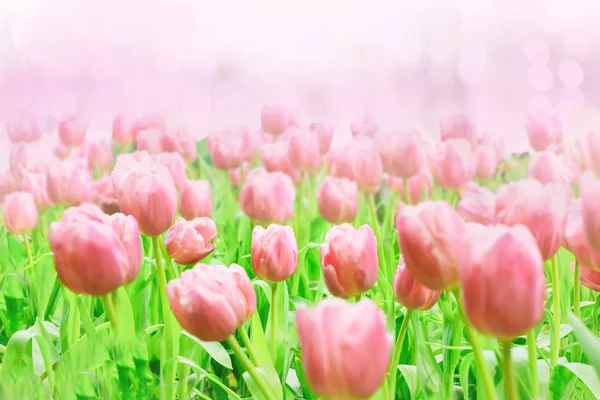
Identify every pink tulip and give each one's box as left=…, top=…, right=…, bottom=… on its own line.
left=309, top=121, right=334, bottom=154
left=3, top=192, right=38, bottom=234
left=58, top=115, right=87, bottom=148
left=112, top=113, right=137, bottom=146
left=495, top=179, right=569, bottom=260
left=287, top=127, right=321, bottom=174
left=118, top=164, right=178, bottom=236
left=432, top=139, right=475, bottom=190
left=580, top=172, right=600, bottom=251
left=261, top=104, right=295, bottom=137
left=321, top=224, right=378, bottom=298
left=93, top=177, right=120, bottom=215
left=526, top=112, right=562, bottom=152
left=0, top=171, right=21, bottom=203
left=585, top=130, right=600, bottom=176
left=326, top=138, right=383, bottom=192
left=7, top=114, right=40, bottom=144
left=46, top=160, right=93, bottom=206
left=260, top=140, right=301, bottom=183
left=527, top=151, right=569, bottom=185
left=460, top=224, right=545, bottom=339
left=229, top=163, right=250, bottom=187
left=296, top=298, right=391, bottom=399
left=111, top=151, right=156, bottom=191
left=440, top=114, right=477, bottom=148
left=393, top=255, right=440, bottom=310
left=350, top=113, right=378, bottom=138
left=479, top=132, right=505, bottom=162
left=131, top=112, right=166, bottom=137
left=207, top=127, right=246, bottom=171
left=154, top=152, right=187, bottom=191
left=167, top=263, right=256, bottom=341
left=136, top=128, right=166, bottom=154
left=83, top=140, right=114, bottom=175
left=387, top=169, right=434, bottom=204
left=165, top=218, right=217, bottom=265
left=241, top=128, right=261, bottom=163
left=49, top=204, right=141, bottom=296
left=316, top=177, right=358, bottom=224
left=563, top=200, right=600, bottom=271
left=396, top=201, right=466, bottom=291
left=474, top=145, right=498, bottom=179
left=579, top=265, right=600, bottom=292
left=180, top=180, right=212, bottom=220
left=239, top=168, right=296, bottom=224
left=251, top=224, right=298, bottom=282
left=162, top=127, right=197, bottom=163
left=458, top=182, right=496, bottom=225
left=10, top=142, right=57, bottom=178
left=379, top=130, right=426, bottom=179
left=569, top=135, right=591, bottom=173
left=22, top=172, right=51, bottom=210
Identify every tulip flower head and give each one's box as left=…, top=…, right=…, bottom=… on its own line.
left=165, top=218, right=217, bottom=265
left=239, top=168, right=296, bottom=224
left=393, top=255, right=441, bottom=310
left=316, top=176, right=359, bottom=224
left=7, top=114, right=41, bottom=144
left=3, top=191, right=38, bottom=234
left=251, top=224, right=298, bottom=282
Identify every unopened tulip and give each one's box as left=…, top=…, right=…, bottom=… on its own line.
left=251, top=224, right=298, bottom=282
left=387, top=169, right=433, bottom=204
left=207, top=128, right=246, bottom=170
left=495, top=179, right=568, bottom=260
left=112, top=113, right=137, bottom=146
left=165, top=218, right=217, bottom=265
left=296, top=298, right=391, bottom=400
left=393, top=255, right=440, bottom=310
left=49, top=204, right=141, bottom=295
left=131, top=112, right=166, bottom=137
left=479, top=132, right=505, bottom=162
left=526, top=112, right=562, bottom=152
left=316, top=177, right=358, bottom=224
left=93, top=177, right=120, bottom=215
left=22, top=172, right=51, bottom=210
left=287, top=127, right=321, bottom=174
left=350, top=113, right=378, bottom=138
left=458, top=182, right=495, bottom=225
left=84, top=140, right=114, bottom=174
left=321, top=224, right=378, bottom=298
left=136, top=128, right=166, bottom=154
left=563, top=200, right=600, bottom=271
left=327, top=138, right=383, bottom=192
left=440, top=114, right=477, bottom=148
left=0, top=171, right=21, bottom=203
left=474, top=145, right=498, bottom=179
left=585, top=130, right=600, bottom=175
left=229, top=163, right=250, bottom=187
left=7, top=115, right=40, bottom=143
left=239, top=168, right=296, bottom=224
left=261, top=104, right=295, bottom=137
left=10, top=142, right=57, bottom=178
left=167, top=263, right=256, bottom=341
left=581, top=172, right=600, bottom=251
left=154, top=152, right=187, bottom=190
left=162, top=127, right=197, bottom=163
left=460, top=224, right=545, bottom=339
left=3, top=192, right=38, bottom=234
left=527, top=151, right=569, bottom=185
left=260, top=139, right=301, bottom=183
left=309, top=121, right=334, bottom=154
left=379, top=130, right=426, bottom=179
left=46, top=161, right=93, bottom=206
left=432, top=139, right=475, bottom=190
left=579, top=265, right=600, bottom=292
left=396, top=201, right=466, bottom=291
left=58, top=115, right=87, bottom=148
left=569, top=135, right=591, bottom=173
left=111, top=151, right=156, bottom=191
left=180, top=180, right=212, bottom=219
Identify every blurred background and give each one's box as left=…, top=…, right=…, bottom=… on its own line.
left=1, top=0, right=600, bottom=168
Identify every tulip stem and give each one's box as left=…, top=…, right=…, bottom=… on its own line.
left=239, top=326, right=260, bottom=366
left=152, top=235, right=176, bottom=400
left=526, top=329, right=539, bottom=399
left=502, top=341, right=518, bottom=400
left=227, top=335, right=277, bottom=400
left=388, top=308, right=413, bottom=400
left=101, top=292, right=119, bottom=330
left=270, top=282, right=278, bottom=365
left=550, top=254, right=560, bottom=367
left=366, top=193, right=392, bottom=317
left=23, top=234, right=34, bottom=267
left=573, top=261, right=582, bottom=363
left=403, top=178, right=411, bottom=205
left=451, top=289, right=497, bottom=400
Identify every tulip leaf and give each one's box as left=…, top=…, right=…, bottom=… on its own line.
left=412, top=311, right=445, bottom=399
left=549, top=363, right=600, bottom=399
left=177, top=356, right=242, bottom=400
left=398, top=364, right=420, bottom=399
left=250, top=312, right=283, bottom=399
left=181, top=331, right=232, bottom=370
left=568, top=311, right=600, bottom=379
left=309, top=217, right=329, bottom=243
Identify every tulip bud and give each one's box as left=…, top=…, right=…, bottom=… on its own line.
left=260, top=139, right=301, bottom=183
left=407, top=169, right=434, bottom=204
left=579, top=265, right=600, bottom=292
left=0, top=171, right=22, bottom=203
left=479, top=132, right=505, bottom=162
left=321, top=224, right=378, bottom=298
left=287, top=127, right=321, bottom=174
left=261, top=104, right=294, bottom=137
left=10, top=142, right=57, bottom=178
left=563, top=200, right=600, bottom=271
left=83, top=140, right=114, bottom=175
left=379, top=130, right=426, bottom=179
left=327, top=138, right=383, bottom=192
left=350, top=113, right=378, bottom=138
left=112, top=113, right=137, bottom=146
left=93, top=177, right=120, bottom=215
left=165, top=218, right=217, bottom=265
left=393, top=255, right=440, bottom=310
left=460, top=225, right=546, bottom=339
left=167, top=263, right=256, bottom=341
left=527, top=151, right=569, bottom=185
left=585, top=130, right=600, bottom=176
left=208, top=128, right=246, bottom=170
left=239, top=168, right=296, bottom=224
left=440, top=114, right=477, bottom=148
left=49, top=204, right=142, bottom=295
left=154, top=152, right=187, bottom=191
left=432, top=139, right=475, bottom=190
left=474, top=145, right=498, bottom=179
left=46, top=160, right=93, bottom=206
left=180, top=180, right=212, bottom=220
left=229, top=163, right=250, bottom=187
left=309, top=121, right=333, bottom=154
left=111, top=151, right=156, bottom=191
left=162, top=127, right=197, bottom=163
left=136, top=128, right=166, bottom=154
left=22, top=172, right=51, bottom=210
left=251, top=224, right=298, bottom=282
left=3, top=192, right=38, bottom=234
left=526, top=112, right=562, bottom=152
left=396, top=201, right=466, bottom=291
left=580, top=172, right=600, bottom=251
left=296, top=298, right=391, bottom=399
left=570, top=134, right=592, bottom=173
left=7, top=114, right=40, bottom=144
left=458, top=182, right=495, bottom=225
left=316, top=177, right=358, bottom=224
left=58, top=115, right=87, bottom=148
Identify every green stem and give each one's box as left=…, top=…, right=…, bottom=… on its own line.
left=227, top=335, right=276, bottom=400
left=354, top=294, right=362, bottom=303
left=551, top=254, right=560, bottom=367
left=101, top=293, right=119, bottom=330
left=270, top=282, right=278, bottom=364
left=239, top=327, right=260, bottom=366
left=573, top=261, right=582, bottom=363
left=23, top=234, right=34, bottom=266
left=452, top=289, right=497, bottom=400
left=153, top=236, right=176, bottom=400
left=388, top=308, right=414, bottom=400
left=367, top=193, right=392, bottom=325
left=44, top=278, right=61, bottom=321
left=403, top=178, right=411, bottom=205
left=502, top=341, right=518, bottom=400
left=526, top=329, right=539, bottom=399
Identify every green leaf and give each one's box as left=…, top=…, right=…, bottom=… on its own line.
left=181, top=331, right=232, bottom=370
left=549, top=363, right=600, bottom=399
left=398, top=364, right=420, bottom=399
left=568, top=311, right=600, bottom=379
left=250, top=312, right=283, bottom=399
left=177, top=356, right=242, bottom=400
left=309, top=217, right=330, bottom=243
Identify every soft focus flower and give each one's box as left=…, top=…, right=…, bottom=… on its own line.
left=495, top=179, right=569, bottom=260
left=93, top=177, right=120, bottom=215
left=7, top=114, right=40, bottom=144
left=165, top=218, right=217, bottom=265
left=585, top=130, right=600, bottom=176
left=3, top=192, right=38, bottom=234
left=563, top=200, right=600, bottom=271
left=326, top=137, right=383, bottom=192
left=261, top=104, right=295, bottom=137
left=287, top=127, right=321, bottom=174
left=316, top=177, right=358, bottom=224
left=440, top=114, right=477, bottom=148
left=58, top=115, right=87, bottom=148
left=154, top=152, right=187, bottom=190
left=46, top=160, right=93, bottom=206
left=460, top=224, right=545, bottom=339
left=229, top=163, right=250, bottom=187
left=479, top=132, right=505, bottom=162
left=432, top=139, right=475, bottom=190
left=527, top=151, right=569, bottom=185
left=386, top=168, right=433, bottom=204
left=379, top=130, right=426, bottom=179
left=458, top=182, right=496, bottom=225
left=10, top=142, right=57, bottom=178
left=393, top=255, right=440, bottom=310
left=111, top=151, right=156, bottom=191
left=112, top=113, right=137, bottom=146
left=570, top=134, right=591, bottom=173
left=579, top=265, right=600, bottom=292
left=83, top=140, right=114, bottom=175
left=22, top=172, right=50, bottom=210
left=296, top=298, right=391, bottom=400
left=580, top=172, right=600, bottom=251
left=136, top=128, right=166, bottom=154
left=260, top=139, right=301, bottom=183
left=207, top=127, right=247, bottom=170
left=0, top=171, right=22, bottom=203
left=180, top=180, right=212, bottom=220
left=526, top=112, right=562, bottom=152
left=162, top=127, right=197, bottom=163
left=167, top=263, right=256, bottom=342
left=239, top=168, right=296, bottom=224
left=321, top=224, right=378, bottom=298
left=251, top=224, right=298, bottom=282
left=396, top=201, right=466, bottom=291
left=350, top=113, right=378, bottom=138
left=309, top=121, right=334, bottom=154
left=49, top=204, right=142, bottom=296
left=474, top=145, right=498, bottom=179
left=131, top=112, right=166, bottom=137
